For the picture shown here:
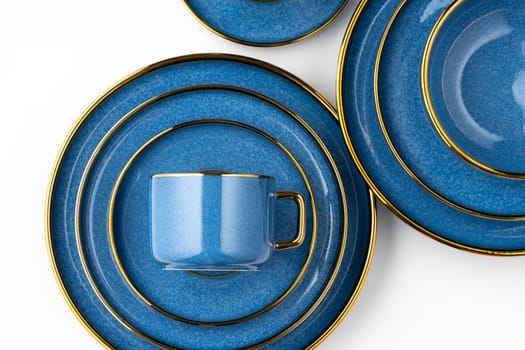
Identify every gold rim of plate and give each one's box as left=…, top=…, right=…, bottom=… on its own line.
left=336, top=1, right=525, bottom=255
left=421, top=0, right=525, bottom=180
left=45, top=53, right=377, bottom=349
left=182, top=0, right=350, bottom=47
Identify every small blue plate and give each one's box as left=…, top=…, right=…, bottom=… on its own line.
left=338, top=0, right=525, bottom=253
left=183, top=0, right=349, bottom=46
left=47, top=55, right=375, bottom=349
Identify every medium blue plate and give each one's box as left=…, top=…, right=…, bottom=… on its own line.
left=47, top=55, right=375, bottom=349
left=183, top=0, right=348, bottom=46
left=376, top=0, right=525, bottom=218
left=338, top=0, right=525, bottom=253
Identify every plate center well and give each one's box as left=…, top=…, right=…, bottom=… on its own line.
left=425, top=0, right=525, bottom=175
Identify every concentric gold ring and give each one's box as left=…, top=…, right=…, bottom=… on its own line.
left=105, top=118, right=317, bottom=326
left=421, top=0, right=525, bottom=180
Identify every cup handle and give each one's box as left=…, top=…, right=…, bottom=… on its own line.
left=274, top=191, right=307, bottom=250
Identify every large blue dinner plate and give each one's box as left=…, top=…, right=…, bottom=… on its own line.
left=183, top=0, right=349, bottom=46
left=47, top=54, right=375, bottom=349
left=338, top=0, right=525, bottom=254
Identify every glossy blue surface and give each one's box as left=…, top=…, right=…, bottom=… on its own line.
left=339, top=0, right=525, bottom=252
left=427, top=0, right=525, bottom=174
left=151, top=174, right=279, bottom=270
left=184, top=0, right=348, bottom=45
left=48, top=55, right=373, bottom=349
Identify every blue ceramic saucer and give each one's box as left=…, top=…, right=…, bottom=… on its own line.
left=422, top=0, right=525, bottom=178
left=374, top=0, right=525, bottom=219
left=47, top=55, right=375, bottom=349
left=338, top=0, right=525, bottom=253
left=183, top=0, right=349, bottom=46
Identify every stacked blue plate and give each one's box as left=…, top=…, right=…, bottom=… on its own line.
left=46, top=54, right=376, bottom=349
left=338, top=0, right=525, bottom=255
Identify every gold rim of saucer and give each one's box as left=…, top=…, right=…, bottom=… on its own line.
left=45, top=53, right=377, bottom=350
left=421, top=0, right=525, bottom=180
left=337, top=0, right=525, bottom=254
left=182, top=0, right=350, bottom=47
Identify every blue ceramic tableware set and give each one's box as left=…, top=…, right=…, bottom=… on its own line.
left=46, top=0, right=525, bottom=349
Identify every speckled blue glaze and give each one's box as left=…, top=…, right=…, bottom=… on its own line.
left=184, top=0, right=348, bottom=45
left=48, top=56, right=373, bottom=349
left=151, top=173, right=289, bottom=271
left=427, top=0, right=525, bottom=174
left=340, top=0, right=525, bottom=252
left=375, top=0, right=525, bottom=217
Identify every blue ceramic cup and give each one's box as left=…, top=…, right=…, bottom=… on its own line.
left=150, top=171, right=306, bottom=271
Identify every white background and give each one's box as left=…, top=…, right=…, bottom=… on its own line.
left=1, top=0, right=524, bottom=349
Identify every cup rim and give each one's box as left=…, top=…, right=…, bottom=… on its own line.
left=151, top=172, right=274, bottom=179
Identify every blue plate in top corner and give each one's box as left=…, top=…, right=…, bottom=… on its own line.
left=183, top=0, right=349, bottom=46
left=338, top=0, right=525, bottom=254
left=47, top=54, right=375, bottom=349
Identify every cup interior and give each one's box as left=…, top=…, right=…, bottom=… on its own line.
left=423, top=0, right=525, bottom=177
